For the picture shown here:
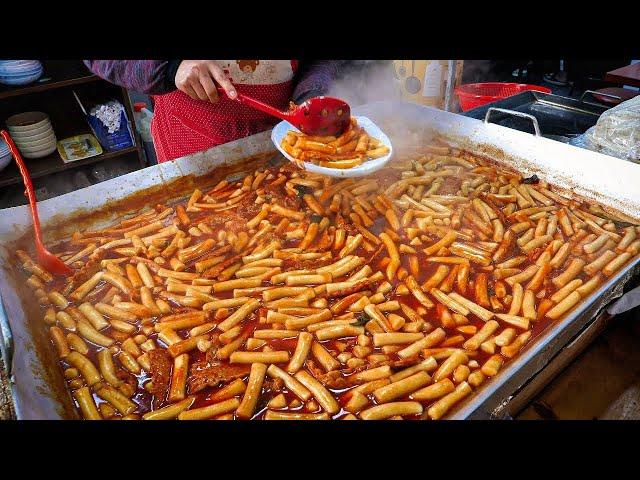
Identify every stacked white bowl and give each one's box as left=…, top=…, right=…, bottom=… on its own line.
left=0, top=60, right=43, bottom=86
left=0, top=136, right=12, bottom=171
left=6, top=111, right=57, bottom=159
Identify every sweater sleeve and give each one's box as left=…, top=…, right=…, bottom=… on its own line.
left=83, top=60, right=180, bottom=95
left=292, top=60, right=350, bottom=103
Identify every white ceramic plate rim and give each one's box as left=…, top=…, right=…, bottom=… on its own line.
left=0, top=67, right=41, bottom=74
left=0, top=73, right=43, bottom=81
left=18, top=140, right=57, bottom=153
left=0, top=75, right=42, bottom=85
left=271, top=115, right=393, bottom=178
left=8, top=123, right=53, bottom=137
left=15, top=133, right=57, bottom=148
left=0, top=68, right=43, bottom=76
left=0, top=60, right=40, bottom=66
left=0, top=66, right=41, bottom=70
left=20, top=143, right=58, bottom=158
left=22, top=145, right=56, bottom=159
left=12, top=128, right=55, bottom=142
left=0, top=64, right=42, bottom=72
left=6, top=112, right=51, bottom=131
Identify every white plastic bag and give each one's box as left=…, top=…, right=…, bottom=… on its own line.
left=583, top=95, right=640, bottom=162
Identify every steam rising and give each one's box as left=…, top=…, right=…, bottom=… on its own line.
left=327, top=61, right=436, bottom=154
left=327, top=61, right=402, bottom=108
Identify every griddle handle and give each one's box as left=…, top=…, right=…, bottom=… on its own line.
left=484, top=107, right=541, bottom=137
left=580, top=90, right=622, bottom=106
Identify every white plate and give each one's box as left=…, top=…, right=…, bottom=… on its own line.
left=21, top=143, right=56, bottom=159
left=8, top=122, right=53, bottom=138
left=18, top=138, right=56, bottom=153
left=6, top=111, right=50, bottom=132
left=0, top=62, right=41, bottom=73
left=0, top=61, right=41, bottom=70
left=271, top=115, right=393, bottom=178
left=0, top=71, right=42, bottom=86
left=0, top=60, right=40, bottom=67
left=10, top=126, right=54, bottom=141
left=0, top=66, right=42, bottom=76
left=15, top=132, right=57, bottom=148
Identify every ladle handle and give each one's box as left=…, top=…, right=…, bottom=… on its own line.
left=217, top=87, right=291, bottom=123
left=0, top=130, right=46, bottom=249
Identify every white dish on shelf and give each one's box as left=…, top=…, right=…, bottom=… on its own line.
left=0, top=60, right=35, bottom=65
left=0, top=66, right=41, bottom=76
left=271, top=115, right=393, bottom=178
left=0, top=60, right=41, bottom=69
left=9, top=125, right=54, bottom=141
left=0, top=63, right=41, bottom=73
left=17, top=137, right=56, bottom=152
left=5, top=111, right=50, bottom=132
left=0, top=70, right=43, bottom=86
left=20, top=143, right=57, bottom=159
left=15, top=133, right=57, bottom=149
left=8, top=122, right=53, bottom=139
left=0, top=68, right=42, bottom=78
left=0, top=60, right=43, bottom=86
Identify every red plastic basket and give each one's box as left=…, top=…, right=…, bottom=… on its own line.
left=455, top=82, right=552, bottom=111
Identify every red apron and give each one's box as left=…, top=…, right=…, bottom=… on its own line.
left=150, top=60, right=297, bottom=162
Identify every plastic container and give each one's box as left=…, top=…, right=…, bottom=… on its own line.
left=133, top=102, right=158, bottom=164
left=455, top=82, right=552, bottom=111
left=582, top=95, right=640, bottom=162
left=133, top=102, right=153, bottom=142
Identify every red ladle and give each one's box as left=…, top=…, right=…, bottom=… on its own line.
left=217, top=87, right=351, bottom=137
left=1, top=130, right=73, bottom=276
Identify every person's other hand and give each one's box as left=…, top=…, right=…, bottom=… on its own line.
left=174, top=60, right=237, bottom=103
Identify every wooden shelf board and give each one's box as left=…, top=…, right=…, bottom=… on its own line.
left=0, top=146, right=138, bottom=188
left=0, top=74, right=100, bottom=100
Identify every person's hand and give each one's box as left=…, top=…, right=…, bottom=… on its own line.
left=174, top=60, right=237, bottom=103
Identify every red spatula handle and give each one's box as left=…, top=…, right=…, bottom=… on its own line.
left=0, top=130, right=45, bottom=248
left=1, top=130, right=73, bottom=276
left=217, top=87, right=292, bottom=123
